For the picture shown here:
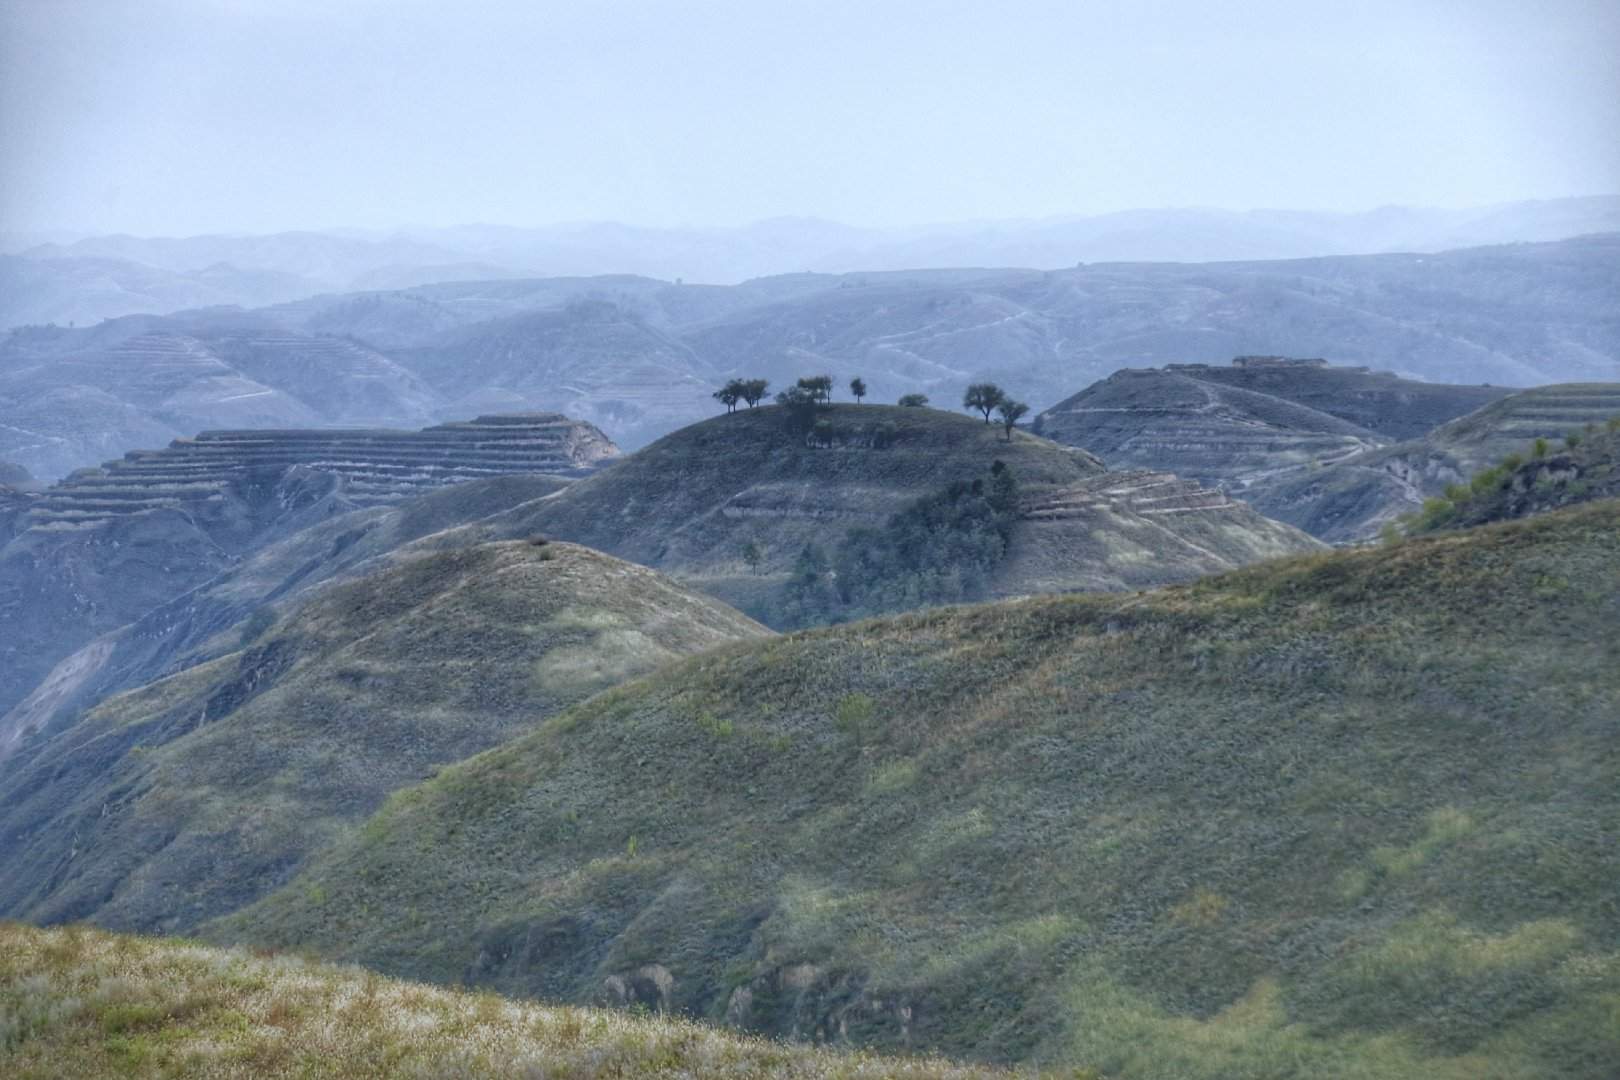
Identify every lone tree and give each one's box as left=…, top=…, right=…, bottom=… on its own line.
left=741, top=540, right=764, bottom=574
left=996, top=399, right=1029, bottom=441
left=964, top=383, right=1006, bottom=423
left=741, top=378, right=770, bottom=407
left=713, top=378, right=745, bottom=413
left=849, top=377, right=867, bottom=403
left=898, top=393, right=929, bottom=407
left=797, top=374, right=834, bottom=403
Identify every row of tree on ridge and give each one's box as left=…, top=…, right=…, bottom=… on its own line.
left=714, top=376, right=1029, bottom=439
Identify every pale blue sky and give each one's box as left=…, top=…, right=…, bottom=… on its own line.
left=3, top=0, right=1617, bottom=235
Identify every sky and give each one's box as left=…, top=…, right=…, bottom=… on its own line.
left=2, top=0, right=1618, bottom=237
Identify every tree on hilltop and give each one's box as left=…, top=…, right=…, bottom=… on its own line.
left=713, top=379, right=744, bottom=413
left=850, top=377, right=867, bottom=403
left=996, top=399, right=1029, bottom=441
left=964, top=383, right=1006, bottom=423
left=741, top=378, right=770, bottom=407
left=797, top=374, right=834, bottom=403
left=898, top=393, right=929, bottom=407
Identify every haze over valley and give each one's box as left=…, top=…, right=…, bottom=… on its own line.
left=3, top=1, right=1619, bottom=1077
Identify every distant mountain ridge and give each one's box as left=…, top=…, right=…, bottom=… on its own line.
left=10, top=195, right=1618, bottom=300
left=5, top=233, right=1616, bottom=479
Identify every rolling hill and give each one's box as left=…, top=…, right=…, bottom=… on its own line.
left=0, top=474, right=572, bottom=761
left=0, top=414, right=615, bottom=725
left=466, top=404, right=1321, bottom=625
left=213, top=497, right=1620, bottom=1077
left=0, top=540, right=768, bottom=935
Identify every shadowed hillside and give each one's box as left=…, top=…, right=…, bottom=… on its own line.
left=0, top=541, right=768, bottom=935
left=217, top=499, right=1620, bottom=1077
left=0, top=922, right=1022, bottom=1079
left=0, top=474, right=572, bottom=760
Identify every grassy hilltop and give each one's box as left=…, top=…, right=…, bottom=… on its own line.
left=480, top=402, right=1319, bottom=623
left=216, top=499, right=1620, bottom=1078
left=0, top=541, right=768, bottom=935
left=0, top=922, right=1016, bottom=1079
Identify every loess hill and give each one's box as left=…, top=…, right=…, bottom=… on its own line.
left=0, top=540, right=768, bottom=936
left=473, top=403, right=1321, bottom=624
left=220, top=498, right=1620, bottom=1078
left=1254, top=382, right=1620, bottom=540
left=0, top=922, right=1016, bottom=1079
left=0, top=413, right=615, bottom=724
left=1031, top=359, right=1515, bottom=541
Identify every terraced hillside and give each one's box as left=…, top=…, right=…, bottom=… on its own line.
left=0, top=314, right=449, bottom=482
left=0, top=923, right=1015, bottom=1080
left=471, top=404, right=1321, bottom=624
left=0, top=541, right=768, bottom=935
left=0, top=474, right=571, bottom=761
left=1031, top=364, right=1389, bottom=489
left=26, top=413, right=615, bottom=527
left=0, top=414, right=617, bottom=721
left=1409, top=419, right=1620, bottom=533
left=1251, top=383, right=1620, bottom=540
left=219, top=499, right=1620, bottom=1078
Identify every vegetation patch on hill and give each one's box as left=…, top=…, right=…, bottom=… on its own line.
left=0, top=922, right=1021, bottom=1079
left=219, top=500, right=1620, bottom=1078
left=1406, top=417, right=1620, bottom=534
left=770, top=461, right=1021, bottom=627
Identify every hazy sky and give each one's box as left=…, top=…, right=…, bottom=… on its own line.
left=3, top=0, right=1618, bottom=236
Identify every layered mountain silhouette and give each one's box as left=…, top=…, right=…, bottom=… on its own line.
left=5, top=233, right=1618, bottom=478
left=8, top=195, right=1618, bottom=327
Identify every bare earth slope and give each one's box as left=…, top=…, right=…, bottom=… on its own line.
left=0, top=541, right=768, bottom=936
left=220, top=499, right=1620, bottom=1078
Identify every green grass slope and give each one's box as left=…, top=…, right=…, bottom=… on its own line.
left=477, top=403, right=1319, bottom=623
left=0, top=923, right=1017, bottom=1079
left=0, top=541, right=769, bottom=936
left=222, top=500, right=1620, bottom=1078
left=0, top=473, right=572, bottom=761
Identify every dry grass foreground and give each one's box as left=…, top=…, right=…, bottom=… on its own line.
left=0, top=922, right=1036, bottom=1079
